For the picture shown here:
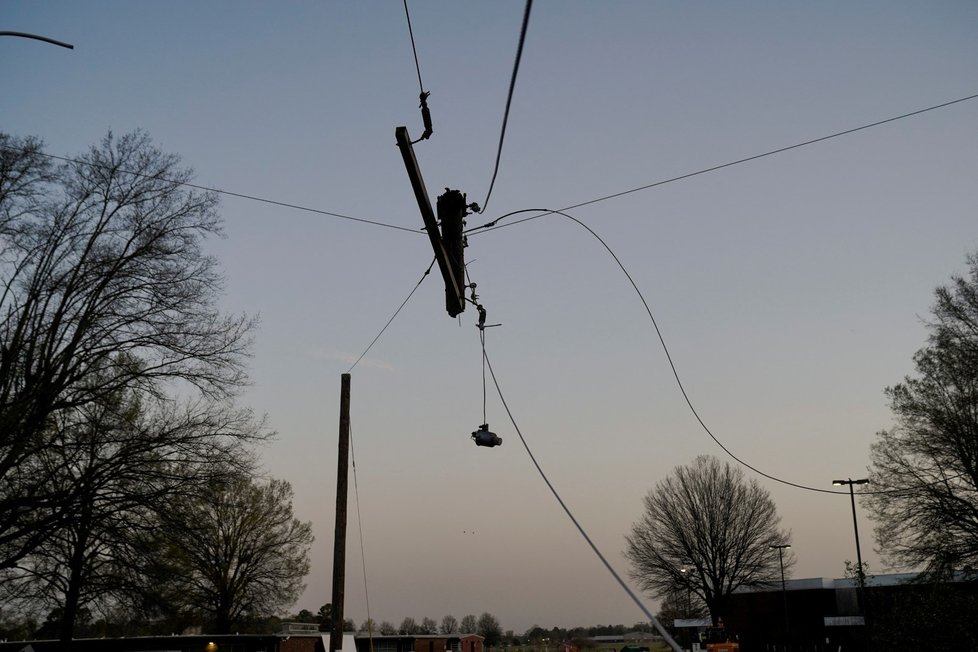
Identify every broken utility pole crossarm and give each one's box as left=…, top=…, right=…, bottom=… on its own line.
left=394, top=126, right=465, bottom=317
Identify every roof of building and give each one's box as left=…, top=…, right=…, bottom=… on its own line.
left=733, top=570, right=974, bottom=594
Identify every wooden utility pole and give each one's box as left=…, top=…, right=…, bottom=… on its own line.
left=395, top=126, right=466, bottom=317
left=330, top=373, right=351, bottom=652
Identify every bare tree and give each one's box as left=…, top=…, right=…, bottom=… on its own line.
left=440, top=614, right=459, bottom=635
left=459, top=614, right=477, bottom=634
left=2, top=383, right=265, bottom=643
left=399, top=617, right=419, bottom=634
left=476, top=613, right=502, bottom=647
left=0, top=131, right=255, bottom=569
left=379, top=621, right=397, bottom=635
left=141, top=474, right=313, bottom=634
left=420, top=617, right=439, bottom=634
left=865, top=252, right=978, bottom=573
left=625, top=455, right=792, bottom=625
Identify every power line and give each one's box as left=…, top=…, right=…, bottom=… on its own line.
left=469, top=92, right=978, bottom=234
left=402, top=0, right=424, bottom=93
left=401, top=0, right=434, bottom=143
left=0, top=144, right=421, bottom=234
left=481, top=344, right=683, bottom=652
left=493, top=207, right=920, bottom=497
left=479, top=0, right=534, bottom=215
left=347, top=258, right=436, bottom=373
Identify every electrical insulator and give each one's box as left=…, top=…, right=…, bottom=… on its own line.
left=472, top=423, right=502, bottom=447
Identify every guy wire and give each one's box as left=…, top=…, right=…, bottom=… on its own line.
left=347, top=258, right=436, bottom=373
left=349, top=420, right=375, bottom=652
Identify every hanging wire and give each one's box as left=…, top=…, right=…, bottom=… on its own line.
left=479, top=207, right=923, bottom=498
left=480, top=328, right=488, bottom=425
left=347, top=258, right=436, bottom=373
left=479, top=0, right=534, bottom=214
left=349, top=421, right=375, bottom=652
left=481, top=344, right=683, bottom=652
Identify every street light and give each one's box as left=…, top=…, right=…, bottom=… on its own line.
left=770, top=544, right=791, bottom=640
left=679, top=566, right=692, bottom=617
left=833, top=478, right=869, bottom=614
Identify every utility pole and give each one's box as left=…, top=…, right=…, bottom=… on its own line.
left=395, top=126, right=466, bottom=317
left=330, top=373, right=351, bottom=652
left=770, top=544, right=791, bottom=641
left=833, top=478, right=869, bottom=614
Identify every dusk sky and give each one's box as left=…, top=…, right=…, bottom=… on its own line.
left=3, top=0, right=977, bottom=635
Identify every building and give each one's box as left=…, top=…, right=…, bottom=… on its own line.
left=721, top=571, right=978, bottom=649
left=0, top=631, right=481, bottom=652
left=351, top=634, right=484, bottom=652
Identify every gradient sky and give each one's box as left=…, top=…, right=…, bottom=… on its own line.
left=3, top=0, right=977, bottom=635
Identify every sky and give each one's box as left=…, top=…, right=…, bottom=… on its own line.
left=3, top=0, right=978, bottom=635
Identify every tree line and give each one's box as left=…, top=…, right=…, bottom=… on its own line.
left=0, top=131, right=313, bottom=645
left=284, top=610, right=506, bottom=646
left=285, top=609, right=656, bottom=649
left=622, top=251, right=978, bottom=647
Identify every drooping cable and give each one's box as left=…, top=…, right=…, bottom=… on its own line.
left=479, top=0, right=533, bottom=214
left=0, top=144, right=421, bottom=234
left=481, top=345, right=683, bottom=652
left=483, top=207, right=905, bottom=497
left=468, top=92, right=978, bottom=233
left=347, top=258, right=436, bottom=373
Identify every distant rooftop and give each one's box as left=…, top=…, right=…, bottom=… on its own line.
left=734, top=570, right=974, bottom=593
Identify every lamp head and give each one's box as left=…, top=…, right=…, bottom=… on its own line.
left=472, top=423, right=502, bottom=447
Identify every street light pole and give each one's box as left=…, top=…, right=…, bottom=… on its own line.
left=770, top=544, right=791, bottom=640
left=833, top=478, right=869, bottom=614
left=679, top=567, right=691, bottom=617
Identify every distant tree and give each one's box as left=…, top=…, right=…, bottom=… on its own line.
left=460, top=614, right=477, bottom=634
left=864, top=252, right=978, bottom=573
left=379, top=620, right=397, bottom=635
left=0, top=131, right=256, bottom=573
left=138, top=474, right=313, bottom=633
left=440, top=614, right=459, bottom=634
left=0, top=385, right=263, bottom=644
left=318, top=604, right=332, bottom=631
left=295, top=609, right=316, bottom=623
left=0, top=607, right=38, bottom=642
left=360, top=617, right=376, bottom=634
left=399, top=617, right=419, bottom=634
left=477, top=612, right=502, bottom=647
left=567, top=627, right=588, bottom=647
left=344, top=618, right=356, bottom=632
left=625, top=455, right=792, bottom=625
left=420, top=617, right=438, bottom=634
